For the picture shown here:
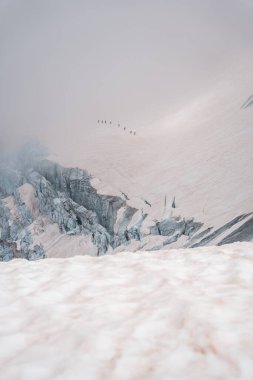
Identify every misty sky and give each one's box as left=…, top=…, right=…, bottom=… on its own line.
left=1, top=0, right=253, bottom=151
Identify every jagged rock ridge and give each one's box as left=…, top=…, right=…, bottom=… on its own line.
left=0, top=154, right=252, bottom=261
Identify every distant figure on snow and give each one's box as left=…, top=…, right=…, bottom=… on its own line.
left=144, top=199, right=151, bottom=207
left=124, top=127, right=126, bottom=130
left=172, top=196, right=176, bottom=209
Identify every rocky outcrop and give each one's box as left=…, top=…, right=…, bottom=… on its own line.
left=218, top=216, right=253, bottom=245
left=189, top=214, right=252, bottom=248
left=33, top=160, right=126, bottom=234
left=0, top=156, right=135, bottom=258
left=20, top=230, right=45, bottom=260
left=0, top=150, right=252, bottom=260
left=0, top=240, right=20, bottom=261
left=150, top=217, right=202, bottom=241
left=26, top=167, right=115, bottom=255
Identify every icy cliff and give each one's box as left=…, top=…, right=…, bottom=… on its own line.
left=0, top=150, right=252, bottom=260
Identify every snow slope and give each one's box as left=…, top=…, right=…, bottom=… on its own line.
left=51, top=56, right=253, bottom=232
left=1, top=242, right=253, bottom=380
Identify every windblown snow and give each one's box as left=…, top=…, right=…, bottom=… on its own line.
left=1, top=242, right=253, bottom=380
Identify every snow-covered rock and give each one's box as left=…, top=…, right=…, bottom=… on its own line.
left=0, top=151, right=252, bottom=260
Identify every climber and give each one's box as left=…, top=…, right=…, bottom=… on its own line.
left=144, top=199, right=151, bottom=207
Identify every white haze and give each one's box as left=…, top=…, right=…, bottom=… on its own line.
left=1, top=0, right=253, bottom=151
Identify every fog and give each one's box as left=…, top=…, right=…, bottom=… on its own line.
left=0, top=0, right=253, bottom=152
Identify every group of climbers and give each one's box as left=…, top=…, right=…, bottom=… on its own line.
left=97, top=120, right=136, bottom=135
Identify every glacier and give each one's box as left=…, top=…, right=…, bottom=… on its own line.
left=1, top=149, right=252, bottom=261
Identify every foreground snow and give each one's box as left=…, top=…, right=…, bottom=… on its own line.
left=1, top=243, right=253, bottom=380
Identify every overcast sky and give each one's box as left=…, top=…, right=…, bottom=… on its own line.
left=1, top=0, right=253, bottom=152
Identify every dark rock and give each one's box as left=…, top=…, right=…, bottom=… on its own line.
left=218, top=216, right=253, bottom=245
left=33, top=160, right=125, bottom=235
left=0, top=240, right=20, bottom=261
left=152, top=217, right=185, bottom=237
left=185, top=227, right=213, bottom=248
left=184, top=219, right=203, bottom=237
left=190, top=213, right=252, bottom=248
left=27, top=244, right=45, bottom=260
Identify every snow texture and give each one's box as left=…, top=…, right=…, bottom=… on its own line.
left=1, top=242, right=253, bottom=380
